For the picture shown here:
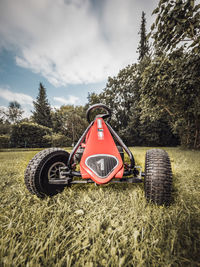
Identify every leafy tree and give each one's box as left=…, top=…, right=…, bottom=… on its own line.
left=85, top=57, right=178, bottom=146
left=140, top=49, right=200, bottom=148
left=151, top=0, right=200, bottom=52
left=141, top=0, right=200, bottom=148
left=6, top=101, right=23, bottom=123
left=84, top=6, right=181, bottom=147
left=0, top=107, right=11, bottom=135
left=0, top=107, right=6, bottom=123
left=52, top=105, right=88, bottom=145
left=87, top=92, right=101, bottom=107
left=32, top=83, right=53, bottom=128
left=100, top=65, right=138, bottom=133
left=137, top=11, right=150, bottom=60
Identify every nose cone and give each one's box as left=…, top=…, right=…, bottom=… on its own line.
left=80, top=118, right=124, bottom=184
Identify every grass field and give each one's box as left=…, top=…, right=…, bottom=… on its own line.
left=0, top=147, right=200, bottom=266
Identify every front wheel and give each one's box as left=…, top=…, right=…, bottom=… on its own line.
left=24, top=148, right=70, bottom=198
left=144, top=149, right=172, bottom=205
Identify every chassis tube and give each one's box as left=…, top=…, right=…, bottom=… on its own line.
left=105, top=122, right=135, bottom=169
left=67, top=121, right=94, bottom=167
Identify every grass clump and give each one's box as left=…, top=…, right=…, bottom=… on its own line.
left=0, top=147, right=200, bottom=266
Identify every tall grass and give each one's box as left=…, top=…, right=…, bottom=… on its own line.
left=0, top=147, right=200, bottom=266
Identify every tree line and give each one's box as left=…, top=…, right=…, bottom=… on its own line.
left=0, top=0, right=199, bottom=149
left=0, top=83, right=88, bottom=148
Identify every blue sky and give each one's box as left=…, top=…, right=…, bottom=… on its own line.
left=0, top=0, right=157, bottom=117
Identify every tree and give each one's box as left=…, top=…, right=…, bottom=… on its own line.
left=86, top=92, right=101, bottom=109
left=52, top=105, right=88, bottom=145
left=100, top=64, right=138, bottom=134
left=140, top=49, right=200, bottom=148
left=151, top=0, right=200, bottom=52
left=32, top=83, right=53, bottom=128
left=141, top=0, right=200, bottom=148
left=137, top=11, right=150, bottom=60
left=6, top=101, right=23, bottom=123
left=0, top=107, right=6, bottom=123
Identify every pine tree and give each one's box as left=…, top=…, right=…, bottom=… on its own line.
left=32, top=83, right=52, bottom=128
left=137, top=11, right=149, bottom=61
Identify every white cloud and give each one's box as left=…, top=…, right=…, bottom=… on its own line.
left=0, top=88, right=33, bottom=117
left=0, top=0, right=157, bottom=86
left=0, top=88, right=33, bottom=106
left=54, top=95, right=80, bottom=105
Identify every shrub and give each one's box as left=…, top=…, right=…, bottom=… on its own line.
left=0, top=123, right=12, bottom=135
left=10, top=122, right=52, bottom=148
left=44, top=134, right=71, bottom=147
left=0, top=135, right=10, bottom=148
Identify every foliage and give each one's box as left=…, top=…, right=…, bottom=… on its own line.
left=94, top=64, right=139, bottom=134
left=0, top=107, right=7, bottom=123
left=140, top=0, right=200, bottom=149
left=52, top=105, right=88, bottom=145
left=151, top=0, right=200, bottom=52
left=32, top=83, right=53, bottom=128
left=44, top=133, right=71, bottom=147
left=140, top=49, right=200, bottom=148
left=137, top=11, right=150, bottom=60
left=86, top=1, right=200, bottom=148
left=87, top=92, right=101, bottom=106
left=87, top=61, right=178, bottom=146
left=5, top=101, right=24, bottom=124
left=10, top=122, right=52, bottom=148
left=0, top=121, right=11, bottom=135
left=0, top=135, right=10, bottom=148
left=0, top=147, right=200, bottom=266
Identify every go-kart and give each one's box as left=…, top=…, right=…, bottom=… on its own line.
left=25, top=104, right=172, bottom=205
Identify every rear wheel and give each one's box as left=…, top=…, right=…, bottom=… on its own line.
left=144, top=149, right=172, bottom=205
left=24, top=148, right=70, bottom=198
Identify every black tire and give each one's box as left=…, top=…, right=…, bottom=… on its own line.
left=144, top=149, right=172, bottom=205
left=24, top=148, right=70, bottom=198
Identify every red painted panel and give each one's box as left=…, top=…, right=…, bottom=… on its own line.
left=80, top=118, right=124, bottom=184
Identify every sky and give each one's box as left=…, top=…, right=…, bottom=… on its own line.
left=0, top=0, right=158, bottom=117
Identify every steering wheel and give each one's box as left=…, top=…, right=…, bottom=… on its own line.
left=86, top=103, right=112, bottom=123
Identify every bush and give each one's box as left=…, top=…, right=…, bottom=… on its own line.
left=0, top=123, right=11, bottom=135
left=0, top=135, right=10, bottom=148
left=44, top=134, right=71, bottom=147
left=10, top=122, right=52, bottom=148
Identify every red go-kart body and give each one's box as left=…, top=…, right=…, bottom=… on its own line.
left=80, top=117, right=124, bottom=184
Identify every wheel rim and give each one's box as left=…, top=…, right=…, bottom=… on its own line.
left=48, top=162, right=66, bottom=180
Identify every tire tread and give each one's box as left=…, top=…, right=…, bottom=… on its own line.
left=24, top=148, right=68, bottom=198
left=144, top=149, right=172, bottom=205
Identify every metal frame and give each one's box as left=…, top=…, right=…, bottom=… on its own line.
left=67, top=121, right=94, bottom=167
left=49, top=177, right=143, bottom=185
left=50, top=114, right=144, bottom=185
left=67, top=120, right=135, bottom=170
left=105, top=122, right=135, bottom=169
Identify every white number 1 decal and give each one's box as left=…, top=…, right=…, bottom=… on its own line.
left=97, top=159, right=105, bottom=171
